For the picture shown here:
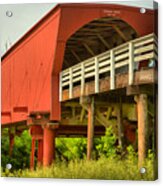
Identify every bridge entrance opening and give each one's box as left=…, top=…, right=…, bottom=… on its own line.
left=62, top=16, right=138, bottom=70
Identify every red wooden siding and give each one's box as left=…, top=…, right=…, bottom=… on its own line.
left=1, top=4, right=156, bottom=125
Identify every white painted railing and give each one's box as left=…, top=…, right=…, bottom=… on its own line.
left=59, top=33, right=158, bottom=101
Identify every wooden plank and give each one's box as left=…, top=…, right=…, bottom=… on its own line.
left=115, top=60, right=128, bottom=69
left=134, top=52, right=154, bottom=62
left=84, top=72, right=95, bottom=78
left=81, top=63, right=85, bottom=95
left=99, top=66, right=110, bottom=74
left=115, top=52, right=129, bottom=62
left=62, top=75, right=70, bottom=82
left=129, top=42, right=134, bottom=85
left=133, top=33, right=154, bottom=46
left=134, top=38, right=154, bottom=48
left=84, top=65, right=95, bottom=73
left=62, top=81, right=69, bottom=87
left=134, top=44, right=154, bottom=54
left=114, top=44, right=128, bottom=55
left=72, top=71, right=81, bottom=78
left=59, top=72, right=63, bottom=101
left=110, top=50, right=115, bottom=90
left=87, top=97, right=95, bottom=160
left=84, top=59, right=95, bottom=67
left=95, top=57, right=99, bottom=93
left=69, top=68, right=73, bottom=99
left=98, top=59, right=110, bottom=68
left=72, top=76, right=81, bottom=83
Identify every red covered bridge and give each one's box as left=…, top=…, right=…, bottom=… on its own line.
left=1, top=3, right=157, bottom=169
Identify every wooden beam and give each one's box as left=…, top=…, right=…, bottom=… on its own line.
left=116, top=97, right=124, bottom=148
left=83, top=43, right=95, bottom=56
left=56, top=125, right=105, bottom=137
left=70, top=49, right=81, bottom=62
left=106, top=107, right=112, bottom=120
left=113, top=25, right=128, bottom=42
left=127, top=85, right=154, bottom=96
left=135, top=94, right=148, bottom=167
left=97, top=34, right=110, bottom=49
left=95, top=109, right=112, bottom=127
left=87, top=97, right=95, bottom=160
left=80, top=107, right=86, bottom=122
left=63, top=59, right=69, bottom=68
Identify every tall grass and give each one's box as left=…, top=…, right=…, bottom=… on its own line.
left=2, top=156, right=156, bottom=180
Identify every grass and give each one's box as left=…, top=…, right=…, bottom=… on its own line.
left=2, top=156, right=156, bottom=181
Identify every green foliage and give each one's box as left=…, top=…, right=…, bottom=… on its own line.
left=1, top=130, right=31, bottom=170
left=2, top=157, right=156, bottom=180
left=1, top=126, right=157, bottom=180
left=56, top=138, right=87, bottom=161
left=55, top=127, right=117, bottom=161
left=95, top=127, right=117, bottom=158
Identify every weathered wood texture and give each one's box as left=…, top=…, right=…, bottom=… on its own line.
left=87, top=97, right=95, bottom=160
left=60, top=33, right=157, bottom=101
left=62, top=69, right=156, bottom=101
left=136, top=94, right=148, bottom=167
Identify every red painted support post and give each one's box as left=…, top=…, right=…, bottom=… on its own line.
left=30, top=138, right=35, bottom=170
left=43, top=127, right=55, bottom=166
left=37, top=139, right=43, bottom=166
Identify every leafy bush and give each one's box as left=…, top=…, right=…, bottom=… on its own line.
left=1, top=130, right=31, bottom=170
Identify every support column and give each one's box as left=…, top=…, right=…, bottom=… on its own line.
left=29, top=125, right=43, bottom=169
left=30, top=138, right=36, bottom=170
left=136, top=94, right=148, bottom=167
left=87, top=97, right=95, bottom=160
left=37, top=139, right=43, bottom=166
left=117, top=97, right=124, bottom=149
left=43, top=127, right=55, bottom=166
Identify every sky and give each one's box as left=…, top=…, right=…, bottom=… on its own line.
left=0, top=0, right=155, bottom=56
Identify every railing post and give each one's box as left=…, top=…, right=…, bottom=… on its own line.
left=81, top=63, right=85, bottom=95
left=129, top=42, right=134, bottom=85
left=69, top=68, right=73, bottom=99
left=95, top=57, right=99, bottom=93
left=110, top=50, right=115, bottom=90
left=59, top=72, right=62, bottom=102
